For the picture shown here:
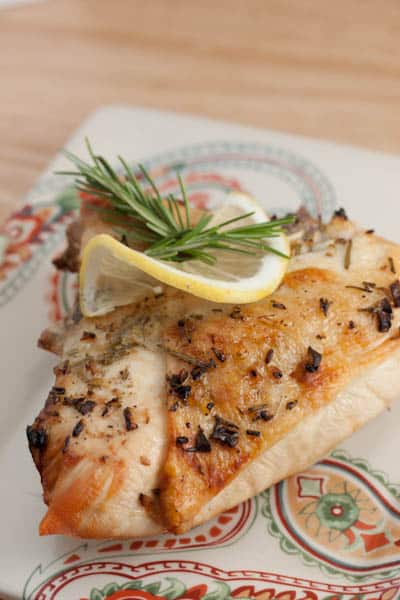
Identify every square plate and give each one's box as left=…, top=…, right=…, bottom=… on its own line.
left=1, top=106, right=400, bottom=599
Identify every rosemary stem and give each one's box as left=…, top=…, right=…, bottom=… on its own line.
left=60, top=140, right=295, bottom=265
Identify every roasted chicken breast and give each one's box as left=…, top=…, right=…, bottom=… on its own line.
left=28, top=209, right=400, bottom=538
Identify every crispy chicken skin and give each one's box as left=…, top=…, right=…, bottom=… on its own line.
left=28, top=210, right=400, bottom=537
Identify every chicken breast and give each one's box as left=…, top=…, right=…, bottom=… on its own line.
left=28, top=210, right=400, bottom=538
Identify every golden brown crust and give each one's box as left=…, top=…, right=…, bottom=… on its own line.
left=160, top=261, right=400, bottom=532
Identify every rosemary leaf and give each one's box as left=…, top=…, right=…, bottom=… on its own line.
left=59, top=139, right=294, bottom=265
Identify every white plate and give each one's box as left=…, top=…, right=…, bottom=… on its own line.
left=1, top=106, right=400, bottom=600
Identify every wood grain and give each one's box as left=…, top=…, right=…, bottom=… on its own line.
left=0, top=0, right=399, bottom=221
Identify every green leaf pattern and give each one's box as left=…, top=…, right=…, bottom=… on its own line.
left=89, top=576, right=240, bottom=600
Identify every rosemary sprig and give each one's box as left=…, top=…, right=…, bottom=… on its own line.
left=58, top=139, right=294, bottom=265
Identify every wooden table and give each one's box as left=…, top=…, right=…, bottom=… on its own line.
left=1, top=0, right=399, bottom=221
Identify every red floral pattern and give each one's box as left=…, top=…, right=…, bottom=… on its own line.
left=28, top=560, right=400, bottom=600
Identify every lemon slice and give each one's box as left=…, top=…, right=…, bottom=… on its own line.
left=80, top=192, right=290, bottom=317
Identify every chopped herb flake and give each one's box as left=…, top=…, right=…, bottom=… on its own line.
left=265, top=349, right=274, bottom=364
left=334, top=207, right=348, bottom=220
left=271, top=301, right=286, bottom=310
left=346, top=281, right=376, bottom=293
left=344, top=239, right=352, bottom=270
left=72, top=420, right=84, bottom=437
left=173, top=385, right=192, bottom=401
left=271, top=368, right=283, bottom=379
left=390, top=280, right=400, bottom=307
left=211, top=416, right=240, bottom=448
left=186, top=427, right=211, bottom=453
left=80, top=330, right=96, bottom=341
left=230, top=306, right=244, bottom=320
left=305, top=346, right=322, bottom=373
left=212, top=347, right=226, bottom=362
left=319, top=298, right=332, bottom=316
left=26, top=426, right=48, bottom=451
left=123, top=407, right=138, bottom=431
left=246, top=429, right=261, bottom=437
left=376, top=298, right=393, bottom=332
left=191, top=359, right=216, bottom=380
left=101, top=398, right=120, bottom=416
left=176, top=436, right=189, bottom=446
left=74, top=399, right=96, bottom=415
left=248, top=404, right=273, bottom=422
left=62, top=435, right=70, bottom=453
left=286, top=400, right=298, bottom=410
left=52, top=386, right=66, bottom=394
